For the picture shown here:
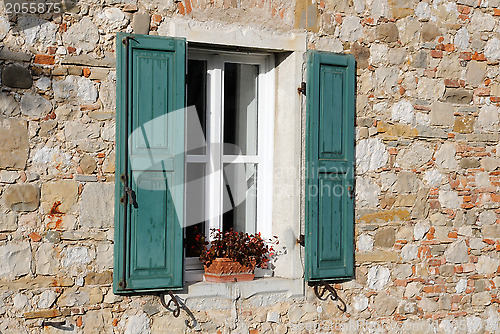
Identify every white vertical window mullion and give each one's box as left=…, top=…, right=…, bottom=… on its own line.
left=257, top=56, right=274, bottom=238
left=208, top=55, right=223, bottom=240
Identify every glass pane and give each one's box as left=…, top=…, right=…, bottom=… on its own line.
left=186, top=59, right=207, bottom=155
left=222, top=163, right=257, bottom=233
left=184, top=163, right=206, bottom=257
left=223, top=63, right=258, bottom=156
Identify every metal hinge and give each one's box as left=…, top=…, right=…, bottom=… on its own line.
left=297, top=82, right=306, bottom=95
left=297, top=234, right=305, bottom=246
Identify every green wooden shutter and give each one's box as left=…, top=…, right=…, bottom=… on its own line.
left=305, top=51, right=355, bottom=282
left=114, top=33, right=186, bottom=293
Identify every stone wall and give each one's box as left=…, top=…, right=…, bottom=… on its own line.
left=0, top=0, right=500, bottom=333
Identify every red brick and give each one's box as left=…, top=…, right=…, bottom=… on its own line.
left=448, top=231, right=458, bottom=238
left=458, top=14, right=469, bottom=21
left=429, top=200, right=441, bottom=210
left=151, top=14, right=162, bottom=24
left=82, top=68, right=91, bottom=78
left=475, top=87, right=490, bottom=96
left=485, top=78, right=491, bottom=86
left=457, top=5, right=471, bottom=15
left=34, top=54, right=55, bottom=65
left=459, top=52, right=472, bottom=60
left=494, top=8, right=500, bottom=16
left=394, top=279, right=407, bottom=287
left=430, top=50, right=443, bottom=58
left=59, top=23, right=67, bottom=33
left=177, top=2, right=185, bottom=15
left=185, top=0, right=192, bottom=14
left=445, top=79, right=460, bottom=88
left=67, top=47, right=76, bottom=54
left=444, top=44, right=455, bottom=52
left=28, top=232, right=42, bottom=242
left=362, top=17, right=375, bottom=25
left=472, top=52, right=486, bottom=61
left=47, top=46, right=57, bottom=55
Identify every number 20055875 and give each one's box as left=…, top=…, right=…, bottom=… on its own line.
left=5, top=1, right=62, bottom=14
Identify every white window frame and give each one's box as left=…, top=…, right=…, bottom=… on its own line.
left=184, top=49, right=275, bottom=281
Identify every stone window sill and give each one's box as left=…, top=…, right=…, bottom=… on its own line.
left=176, top=278, right=304, bottom=309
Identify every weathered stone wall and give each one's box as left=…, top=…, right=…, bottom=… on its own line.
left=0, top=0, right=500, bottom=333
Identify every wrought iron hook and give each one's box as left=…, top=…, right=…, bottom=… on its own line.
left=313, top=280, right=347, bottom=312
left=159, top=291, right=181, bottom=317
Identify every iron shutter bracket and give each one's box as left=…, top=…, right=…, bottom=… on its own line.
left=159, top=291, right=181, bottom=317
left=313, top=280, right=347, bottom=312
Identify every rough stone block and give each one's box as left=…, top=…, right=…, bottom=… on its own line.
left=443, top=89, right=473, bottom=104
left=412, top=50, right=428, bottom=68
left=351, top=42, right=370, bottom=68
left=0, top=241, right=31, bottom=279
left=444, top=240, right=469, bottom=263
left=3, top=184, right=40, bottom=212
left=453, top=115, right=475, bottom=133
left=41, top=180, right=78, bottom=214
left=396, top=172, right=419, bottom=194
left=374, top=227, right=396, bottom=248
left=373, top=293, right=398, bottom=316
left=132, top=13, right=150, bottom=35
left=0, top=212, right=17, bottom=232
left=460, top=157, right=481, bottom=169
left=0, top=170, right=18, bottom=183
left=85, top=271, right=112, bottom=286
left=1, top=65, right=33, bottom=89
left=376, top=23, right=399, bottom=43
left=466, top=61, right=487, bottom=86
left=80, top=183, right=114, bottom=228
left=0, top=118, right=29, bottom=169
left=430, top=102, right=454, bottom=126
left=62, top=17, right=99, bottom=52
left=0, top=48, right=31, bottom=62
left=20, top=93, right=52, bottom=119
left=35, top=243, right=59, bottom=275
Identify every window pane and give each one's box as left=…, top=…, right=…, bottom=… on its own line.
left=187, top=59, right=207, bottom=155
left=222, top=163, right=257, bottom=233
left=185, top=163, right=206, bottom=257
left=223, top=63, right=258, bottom=156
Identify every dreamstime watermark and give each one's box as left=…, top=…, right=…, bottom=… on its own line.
left=290, top=318, right=473, bottom=333
left=129, top=106, right=355, bottom=227
left=2, top=0, right=77, bottom=29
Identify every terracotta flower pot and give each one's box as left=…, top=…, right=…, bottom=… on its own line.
left=203, top=258, right=255, bottom=283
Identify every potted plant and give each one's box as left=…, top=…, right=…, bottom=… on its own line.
left=194, top=228, right=278, bottom=283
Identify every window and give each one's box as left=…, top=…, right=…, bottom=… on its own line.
left=184, top=51, right=274, bottom=280
left=113, top=33, right=355, bottom=294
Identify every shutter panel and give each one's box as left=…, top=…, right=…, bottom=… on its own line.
left=305, top=51, right=355, bottom=282
left=114, top=33, right=186, bottom=293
